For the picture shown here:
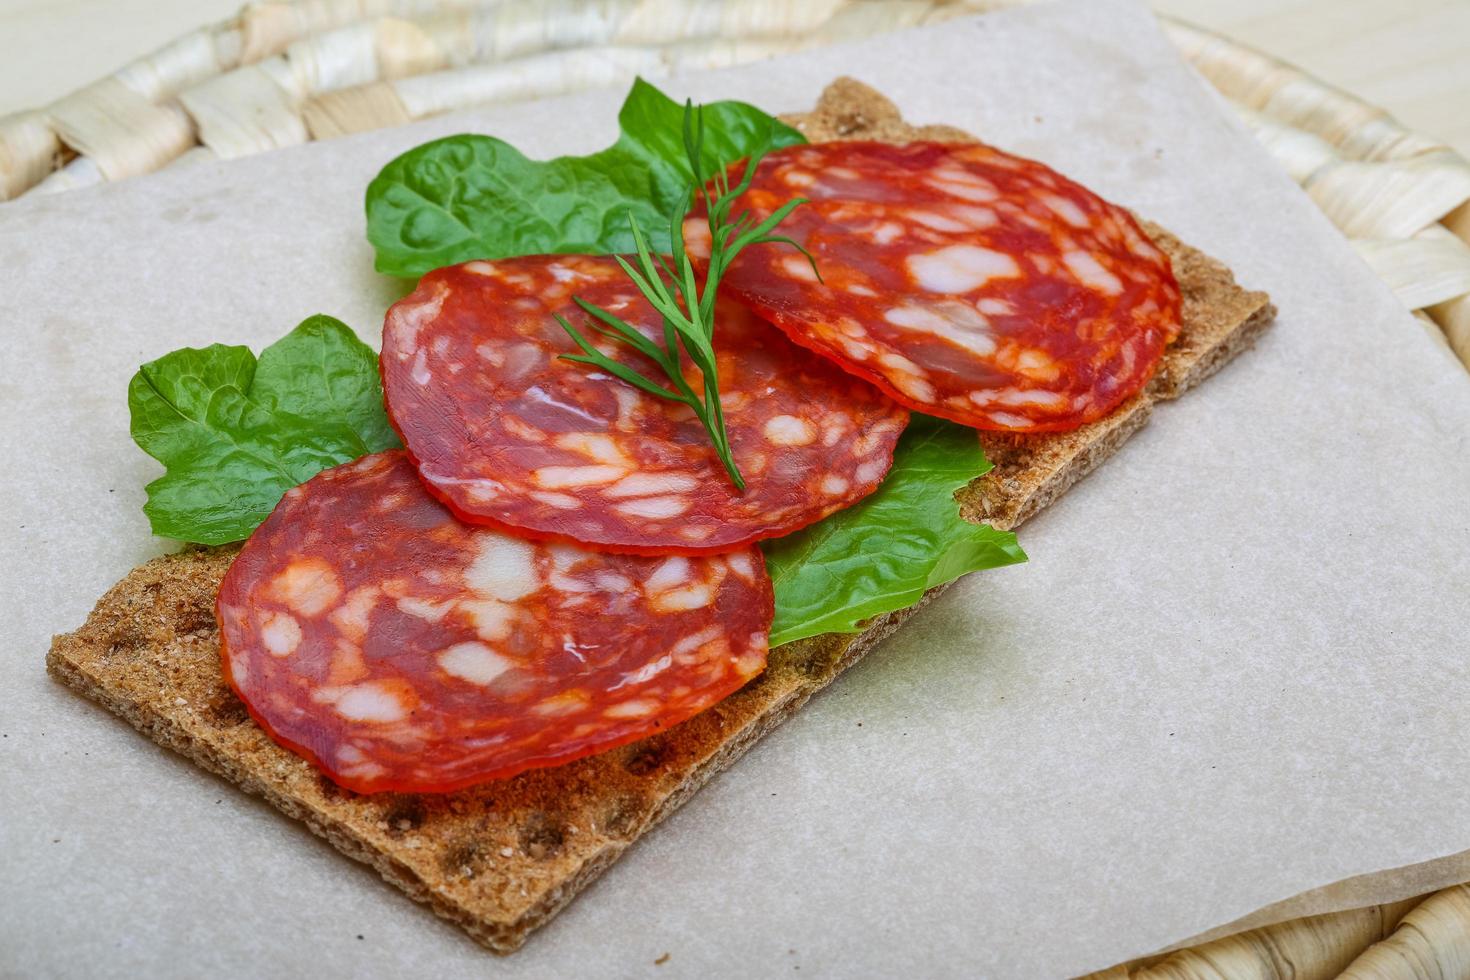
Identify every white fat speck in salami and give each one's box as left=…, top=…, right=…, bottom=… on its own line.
left=216, top=451, right=773, bottom=794
left=381, top=255, right=908, bottom=555
left=692, top=141, right=1182, bottom=433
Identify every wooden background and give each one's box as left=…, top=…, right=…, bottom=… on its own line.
left=1, top=0, right=1467, bottom=160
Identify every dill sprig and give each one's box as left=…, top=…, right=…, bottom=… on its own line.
left=554, top=104, right=818, bottom=491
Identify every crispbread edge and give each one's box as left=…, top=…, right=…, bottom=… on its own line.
left=46, top=79, right=1275, bottom=954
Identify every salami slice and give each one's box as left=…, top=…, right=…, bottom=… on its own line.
left=216, top=451, right=772, bottom=794
left=690, top=141, right=1182, bottom=433
left=380, top=255, right=908, bottom=555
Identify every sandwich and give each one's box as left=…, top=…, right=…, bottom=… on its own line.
left=49, top=76, right=1274, bottom=953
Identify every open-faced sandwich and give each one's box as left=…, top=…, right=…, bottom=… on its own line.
left=49, top=77, right=1273, bottom=952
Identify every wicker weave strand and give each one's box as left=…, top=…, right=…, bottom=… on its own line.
left=0, top=112, right=58, bottom=199
left=1084, top=898, right=1422, bottom=980
left=1339, top=886, right=1470, bottom=980
left=1077, top=886, right=1470, bottom=978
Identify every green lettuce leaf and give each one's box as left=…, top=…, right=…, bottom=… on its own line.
left=365, top=77, right=806, bottom=278
left=128, top=315, right=400, bottom=545
left=762, top=415, right=1028, bottom=647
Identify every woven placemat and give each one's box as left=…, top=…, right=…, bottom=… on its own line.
left=6, top=2, right=1468, bottom=976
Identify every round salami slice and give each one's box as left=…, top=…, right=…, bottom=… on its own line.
left=216, top=451, right=772, bottom=794
left=690, top=141, right=1182, bottom=433
left=380, top=255, right=908, bottom=555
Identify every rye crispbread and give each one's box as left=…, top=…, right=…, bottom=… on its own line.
left=46, top=79, right=1276, bottom=954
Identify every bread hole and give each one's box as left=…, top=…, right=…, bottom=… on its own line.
left=103, top=619, right=147, bottom=656
left=203, top=691, right=251, bottom=728
left=779, top=643, right=824, bottom=678
left=317, top=774, right=359, bottom=803
left=517, top=813, right=565, bottom=860
left=796, top=641, right=848, bottom=680
left=173, top=601, right=219, bottom=636
left=622, top=739, right=666, bottom=777
left=383, top=797, right=426, bottom=834
left=440, top=838, right=481, bottom=878
left=599, top=795, right=648, bottom=838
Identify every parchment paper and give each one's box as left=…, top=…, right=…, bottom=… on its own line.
left=4, top=1, right=1470, bottom=976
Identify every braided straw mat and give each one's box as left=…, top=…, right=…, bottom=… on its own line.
left=8, top=2, right=1470, bottom=977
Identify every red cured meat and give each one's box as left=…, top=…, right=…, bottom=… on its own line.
left=216, top=451, right=772, bottom=794
left=380, top=255, right=908, bottom=555
left=689, top=141, right=1182, bottom=433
